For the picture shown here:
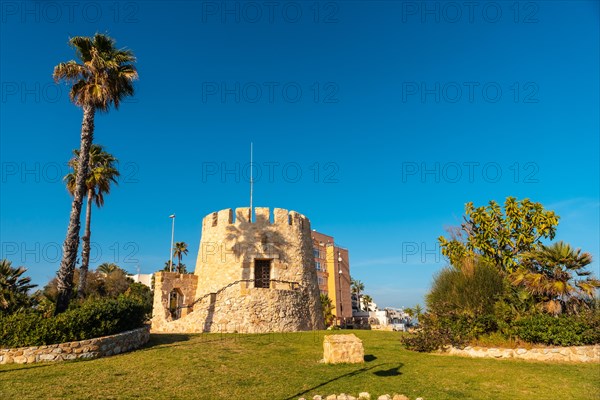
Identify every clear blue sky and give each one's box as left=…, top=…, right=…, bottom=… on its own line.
left=1, top=1, right=598, bottom=308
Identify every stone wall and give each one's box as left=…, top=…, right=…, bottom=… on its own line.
left=152, top=272, right=198, bottom=322
left=0, top=327, right=150, bottom=364
left=152, top=207, right=324, bottom=333
left=152, top=282, right=318, bottom=333
left=446, top=344, right=600, bottom=363
left=298, top=393, right=423, bottom=400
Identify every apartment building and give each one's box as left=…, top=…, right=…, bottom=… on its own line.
left=311, top=230, right=352, bottom=320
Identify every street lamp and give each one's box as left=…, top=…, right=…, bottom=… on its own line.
left=169, top=214, right=176, bottom=272
left=338, top=252, right=343, bottom=327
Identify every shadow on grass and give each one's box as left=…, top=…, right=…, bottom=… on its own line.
left=143, top=332, right=279, bottom=350
left=373, top=364, right=403, bottom=377
left=144, top=334, right=191, bottom=349
left=285, top=362, right=403, bottom=400
left=364, top=354, right=377, bottom=362
left=0, top=363, right=55, bottom=374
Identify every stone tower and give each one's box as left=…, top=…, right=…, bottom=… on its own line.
left=152, top=207, right=325, bottom=333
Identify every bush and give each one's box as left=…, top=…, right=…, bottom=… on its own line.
left=402, top=312, right=498, bottom=352
left=512, top=313, right=600, bottom=346
left=0, top=295, right=147, bottom=348
left=426, top=261, right=505, bottom=316
left=404, top=260, right=505, bottom=352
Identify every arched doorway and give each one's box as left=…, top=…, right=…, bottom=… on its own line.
left=169, top=288, right=184, bottom=320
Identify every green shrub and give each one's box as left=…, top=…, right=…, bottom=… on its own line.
left=404, top=260, right=505, bottom=352
left=512, top=313, right=600, bottom=346
left=402, top=312, right=498, bottom=352
left=426, top=261, right=505, bottom=316
left=0, top=295, right=147, bottom=348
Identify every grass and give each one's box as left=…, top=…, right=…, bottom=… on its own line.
left=0, top=330, right=598, bottom=400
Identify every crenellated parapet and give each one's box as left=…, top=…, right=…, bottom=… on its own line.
left=201, top=207, right=310, bottom=232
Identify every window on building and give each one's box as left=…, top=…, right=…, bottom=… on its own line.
left=254, top=259, right=271, bottom=288
left=315, top=261, right=322, bottom=271
left=313, top=248, right=320, bottom=258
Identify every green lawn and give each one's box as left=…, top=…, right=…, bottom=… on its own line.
left=1, top=331, right=597, bottom=399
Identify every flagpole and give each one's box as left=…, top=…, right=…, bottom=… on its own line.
left=169, top=214, right=175, bottom=272
left=250, top=142, right=253, bottom=216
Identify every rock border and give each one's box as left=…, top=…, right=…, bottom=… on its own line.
left=299, top=394, right=422, bottom=400
left=0, top=326, right=150, bottom=364
left=445, top=344, right=599, bottom=362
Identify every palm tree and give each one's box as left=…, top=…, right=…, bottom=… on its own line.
left=96, top=262, right=122, bottom=275
left=362, top=294, right=373, bottom=311
left=351, top=278, right=365, bottom=310
left=173, top=242, right=189, bottom=273
left=414, top=304, right=423, bottom=320
left=162, top=261, right=187, bottom=273
left=511, top=241, right=599, bottom=314
left=65, top=144, right=120, bottom=298
left=53, top=34, right=137, bottom=314
left=320, top=294, right=335, bottom=327
left=0, top=259, right=37, bottom=314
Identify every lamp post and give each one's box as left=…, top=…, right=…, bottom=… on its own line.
left=338, top=252, right=343, bottom=328
left=169, top=214, right=175, bottom=272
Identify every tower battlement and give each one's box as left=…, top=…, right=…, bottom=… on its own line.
left=201, top=207, right=310, bottom=231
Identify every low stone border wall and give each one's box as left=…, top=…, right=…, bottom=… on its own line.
left=299, top=394, right=423, bottom=400
left=446, top=344, right=599, bottom=362
left=0, top=326, right=150, bottom=364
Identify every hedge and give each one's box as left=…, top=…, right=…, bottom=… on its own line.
left=0, top=296, right=147, bottom=348
left=511, top=313, right=600, bottom=346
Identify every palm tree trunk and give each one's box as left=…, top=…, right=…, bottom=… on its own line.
left=77, top=189, right=93, bottom=298
left=178, top=255, right=182, bottom=273
left=55, top=105, right=95, bottom=314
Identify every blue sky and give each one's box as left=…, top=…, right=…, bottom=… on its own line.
left=1, top=1, right=598, bottom=308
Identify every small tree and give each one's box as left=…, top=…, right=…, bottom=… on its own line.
left=438, top=197, right=559, bottom=273
left=351, top=278, right=365, bottom=310
left=320, top=294, right=335, bottom=327
left=362, top=294, right=373, bottom=311
left=96, top=263, right=124, bottom=275
left=161, top=260, right=187, bottom=273
left=414, top=304, right=423, bottom=320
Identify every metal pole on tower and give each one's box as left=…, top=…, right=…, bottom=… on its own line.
left=250, top=142, right=253, bottom=215
left=169, top=214, right=175, bottom=272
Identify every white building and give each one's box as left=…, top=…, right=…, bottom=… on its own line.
left=128, top=273, right=153, bottom=288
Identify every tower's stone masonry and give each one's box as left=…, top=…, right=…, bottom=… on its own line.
left=151, top=207, right=325, bottom=333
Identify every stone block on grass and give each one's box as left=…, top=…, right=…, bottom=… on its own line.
left=323, top=334, right=364, bottom=364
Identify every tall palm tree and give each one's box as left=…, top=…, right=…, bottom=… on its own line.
left=0, top=259, right=37, bottom=314
left=511, top=241, right=599, bottom=314
left=351, top=278, right=365, bottom=310
left=65, top=144, right=119, bottom=298
left=173, top=242, right=189, bottom=273
left=53, top=34, right=137, bottom=314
